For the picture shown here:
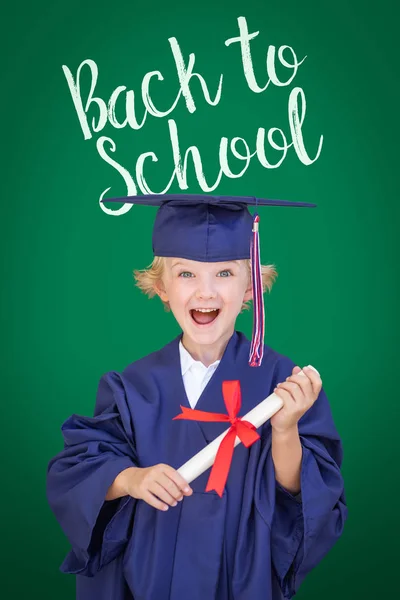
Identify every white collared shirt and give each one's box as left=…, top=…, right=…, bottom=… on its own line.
left=179, top=341, right=220, bottom=409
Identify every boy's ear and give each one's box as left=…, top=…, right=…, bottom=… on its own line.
left=154, top=279, right=169, bottom=302
left=243, top=288, right=253, bottom=303
left=243, top=281, right=253, bottom=303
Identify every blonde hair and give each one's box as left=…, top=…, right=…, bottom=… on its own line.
left=133, top=256, right=278, bottom=312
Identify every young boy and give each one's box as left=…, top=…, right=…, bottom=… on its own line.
left=47, top=194, right=347, bottom=600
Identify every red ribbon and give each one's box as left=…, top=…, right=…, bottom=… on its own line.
left=173, top=380, right=260, bottom=497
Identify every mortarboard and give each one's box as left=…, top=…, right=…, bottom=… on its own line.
left=100, top=194, right=316, bottom=367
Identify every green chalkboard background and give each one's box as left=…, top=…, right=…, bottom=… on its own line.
left=2, top=0, right=399, bottom=598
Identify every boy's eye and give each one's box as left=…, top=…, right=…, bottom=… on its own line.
left=217, top=270, right=232, bottom=277
left=179, top=271, right=194, bottom=278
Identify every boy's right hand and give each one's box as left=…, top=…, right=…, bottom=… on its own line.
left=110, top=464, right=193, bottom=511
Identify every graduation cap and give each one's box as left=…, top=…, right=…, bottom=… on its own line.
left=101, top=193, right=316, bottom=367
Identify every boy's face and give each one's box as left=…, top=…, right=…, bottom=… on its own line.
left=156, top=257, right=252, bottom=350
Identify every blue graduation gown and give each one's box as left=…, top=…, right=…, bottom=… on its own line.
left=47, top=331, right=347, bottom=599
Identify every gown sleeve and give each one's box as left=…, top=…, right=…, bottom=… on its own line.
left=46, top=371, right=138, bottom=577
left=258, top=357, right=348, bottom=599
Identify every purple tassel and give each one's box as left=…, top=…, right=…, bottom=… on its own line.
left=249, top=214, right=265, bottom=367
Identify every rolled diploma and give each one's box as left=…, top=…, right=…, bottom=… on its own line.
left=177, top=366, right=319, bottom=484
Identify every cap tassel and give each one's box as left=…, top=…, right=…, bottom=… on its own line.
left=249, top=214, right=265, bottom=367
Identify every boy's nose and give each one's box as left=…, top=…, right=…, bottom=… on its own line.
left=195, top=277, right=217, bottom=300
left=195, top=288, right=217, bottom=300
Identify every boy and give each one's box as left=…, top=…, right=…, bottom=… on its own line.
left=47, top=194, right=347, bottom=600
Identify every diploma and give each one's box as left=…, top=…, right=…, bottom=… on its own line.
left=176, top=366, right=319, bottom=486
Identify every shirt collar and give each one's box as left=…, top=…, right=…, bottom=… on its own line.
left=179, top=340, right=221, bottom=376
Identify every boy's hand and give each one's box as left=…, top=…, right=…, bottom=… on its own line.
left=117, top=464, right=193, bottom=511
left=270, top=366, right=322, bottom=434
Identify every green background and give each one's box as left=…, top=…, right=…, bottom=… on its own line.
left=1, top=0, right=398, bottom=598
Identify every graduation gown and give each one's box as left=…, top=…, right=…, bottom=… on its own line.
left=46, top=331, right=347, bottom=600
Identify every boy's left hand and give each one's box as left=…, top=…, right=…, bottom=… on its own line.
left=270, top=366, right=322, bottom=434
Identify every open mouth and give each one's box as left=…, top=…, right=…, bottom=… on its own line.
left=190, top=308, right=220, bottom=326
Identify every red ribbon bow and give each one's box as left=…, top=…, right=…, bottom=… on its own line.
left=173, top=380, right=260, bottom=497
